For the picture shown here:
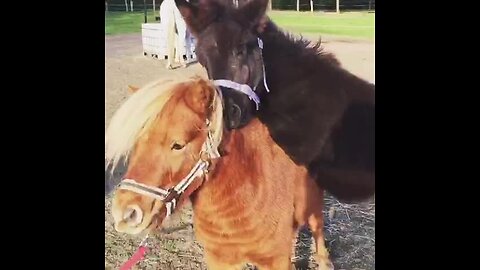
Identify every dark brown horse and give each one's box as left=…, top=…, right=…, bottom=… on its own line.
left=173, top=0, right=375, bottom=202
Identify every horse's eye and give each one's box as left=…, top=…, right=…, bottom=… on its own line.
left=171, top=143, right=185, bottom=150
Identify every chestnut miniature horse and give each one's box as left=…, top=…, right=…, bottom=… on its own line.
left=106, top=78, right=333, bottom=269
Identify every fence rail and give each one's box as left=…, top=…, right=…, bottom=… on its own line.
left=105, top=0, right=375, bottom=12
left=105, top=2, right=375, bottom=37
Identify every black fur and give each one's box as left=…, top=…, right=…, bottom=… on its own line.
left=256, top=21, right=375, bottom=202
left=175, top=0, right=375, bottom=203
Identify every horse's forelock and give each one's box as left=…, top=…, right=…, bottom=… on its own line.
left=105, top=79, right=182, bottom=172
left=105, top=78, right=224, bottom=174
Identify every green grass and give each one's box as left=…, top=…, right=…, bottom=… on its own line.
left=268, top=11, right=374, bottom=40
left=105, top=10, right=374, bottom=39
left=105, top=11, right=157, bottom=35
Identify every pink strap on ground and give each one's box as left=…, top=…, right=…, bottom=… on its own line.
left=119, top=246, right=149, bottom=270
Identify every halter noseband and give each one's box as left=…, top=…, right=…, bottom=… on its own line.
left=116, top=120, right=221, bottom=218
left=213, top=37, right=270, bottom=110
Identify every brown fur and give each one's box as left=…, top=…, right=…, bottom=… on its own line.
left=110, top=79, right=333, bottom=269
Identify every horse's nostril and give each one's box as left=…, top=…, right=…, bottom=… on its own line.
left=123, top=205, right=143, bottom=226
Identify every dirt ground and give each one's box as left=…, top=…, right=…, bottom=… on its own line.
left=105, top=33, right=375, bottom=270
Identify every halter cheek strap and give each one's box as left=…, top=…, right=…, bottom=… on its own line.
left=256, top=38, right=271, bottom=94
left=213, top=38, right=270, bottom=110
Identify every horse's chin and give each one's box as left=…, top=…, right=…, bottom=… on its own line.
left=114, top=214, right=161, bottom=235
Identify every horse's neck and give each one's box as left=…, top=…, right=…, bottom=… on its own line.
left=260, top=25, right=305, bottom=82
left=209, top=120, right=263, bottom=186
left=192, top=119, right=270, bottom=209
left=259, top=23, right=374, bottom=104
left=190, top=119, right=299, bottom=249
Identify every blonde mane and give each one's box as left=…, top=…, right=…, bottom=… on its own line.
left=105, top=77, right=224, bottom=173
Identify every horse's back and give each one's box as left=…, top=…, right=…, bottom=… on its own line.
left=308, top=99, right=375, bottom=202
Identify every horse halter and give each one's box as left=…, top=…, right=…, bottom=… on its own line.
left=116, top=120, right=221, bottom=218
left=213, top=37, right=270, bottom=110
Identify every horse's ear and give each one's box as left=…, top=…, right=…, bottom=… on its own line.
left=175, top=0, right=221, bottom=36
left=184, top=79, right=215, bottom=115
left=239, top=0, right=269, bottom=31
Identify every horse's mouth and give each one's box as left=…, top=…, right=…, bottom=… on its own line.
left=114, top=213, right=161, bottom=235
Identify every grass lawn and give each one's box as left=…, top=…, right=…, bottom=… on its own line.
left=105, top=11, right=157, bottom=35
left=268, top=11, right=374, bottom=40
left=105, top=10, right=374, bottom=40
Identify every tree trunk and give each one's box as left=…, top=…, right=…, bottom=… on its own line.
left=296, top=0, right=299, bottom=12
left=310, top=0, right=313, bottom=12
left=124, top=0, right=128, bottom=12
left=336, top=0, right=340, bottom=13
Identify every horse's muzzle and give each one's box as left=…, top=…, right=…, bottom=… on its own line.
left=221, top=87, right=255, bottom=129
